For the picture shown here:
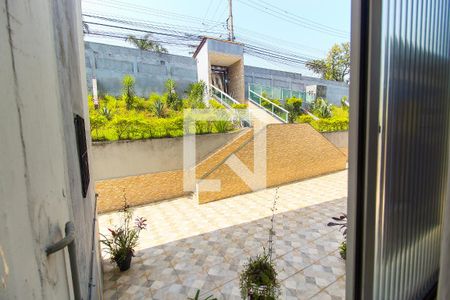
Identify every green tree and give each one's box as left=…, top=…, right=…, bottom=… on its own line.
left=306, top=42, right=350, bottom=82
left=126, top=34, right=168, bottom=53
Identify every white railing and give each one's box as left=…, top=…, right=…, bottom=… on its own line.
left=210, top=85, right=251, bottom=127
left=248, top=88, right=289, bottom=123
left=210, top=85, right=240, bottom=108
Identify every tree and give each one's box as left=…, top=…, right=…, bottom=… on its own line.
left=306, top=42, right=350, bottom=82
left=126, top=34, right=168, bottom=53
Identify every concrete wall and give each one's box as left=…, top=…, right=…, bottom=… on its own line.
left=96, top=129, right=253, bottom=213
left=244, top=65, right=349, bottom=105
left=0, top=0, right=101, bottom=299
left=84, top=42, right=349, bottom=105
left=85, top=42, right=197, bottom=96
left=322, top=131, right=349, bottom=149
left=92, top=130, right=245, bottom=180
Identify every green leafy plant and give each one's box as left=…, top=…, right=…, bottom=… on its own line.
left=239, top=189, right=281, bottom=299
left=89, top=111, right=108, bottom=139
left=187, top=290, right=217, bottom=300
left=312, top=97, right=332, bottom=118
left=213, top=120, right=232, bottom=133
left=327, top=213, right=347, bottom=260
left=122, top=75, right=136, bottom=110
left=284, top=97, right=303, bottom=123
left=153, top=97, right=168, bottom=118
left=101, top=199, right=147, bottom=271
left=209, top=99, right=225, bottom=109
left=165, top=79, right=182, bottom=110
left=239, top=253, right=280, bottom=300
left=185, top=81, right=206, bottom=108
left=340, top=96, right=349, bottom=110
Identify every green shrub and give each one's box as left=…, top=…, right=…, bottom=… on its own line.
left=209, top=99, right=225, bottom=109
left=262, top=98, right=281, bottom=109
left=297, top=114, right=314, bottom=124
left=122, top=75, right=135, bottom=110
left=89, top=111, right=108, bottom=140
left=88, top=89, right=236, bottom=141
left=284, top=97, right=303, bottom=123
left=310, top=117, right=349, bottom=132
left=231, top=103, right=248, bottom=109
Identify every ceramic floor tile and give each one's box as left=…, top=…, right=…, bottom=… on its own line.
left=100, top=170, right=348, bottom=298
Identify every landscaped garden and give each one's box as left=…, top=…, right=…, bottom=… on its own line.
left=88, top=75, right=243, bottom=141
left=258, top=91, right=350, bottom=132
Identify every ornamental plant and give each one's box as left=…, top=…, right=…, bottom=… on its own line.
left=101, top=199, right=147, bottom=271
left=327, top=213, right=347, bottom=259
left=239, top=189, right=281, bottom=299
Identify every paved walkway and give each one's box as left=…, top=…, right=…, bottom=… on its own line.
left=100, top=170, right=348, bottom=299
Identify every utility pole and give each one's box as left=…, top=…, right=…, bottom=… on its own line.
left=227, top=0, right=235, bottom=41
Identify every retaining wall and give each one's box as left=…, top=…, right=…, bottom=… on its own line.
left=322, top=131, right=349, bottom=154
left=92, top=130, right=244, bottom=180
left=198, top=124, right=347, bottom=203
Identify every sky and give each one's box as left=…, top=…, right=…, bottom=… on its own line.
left=82, top=0, right=351, bottom=76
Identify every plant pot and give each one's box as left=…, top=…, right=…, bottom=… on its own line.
left=116, top=251, right=133, bottom=272
left=248, top=285, right=275, bottom=300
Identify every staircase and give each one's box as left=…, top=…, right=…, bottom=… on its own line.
left=248, top=101, right=282, bottom=126
left=247, top=88, right=289, bottom=124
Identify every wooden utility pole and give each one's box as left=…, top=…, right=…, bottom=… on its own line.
left=228, top=0, right=234, bottom=41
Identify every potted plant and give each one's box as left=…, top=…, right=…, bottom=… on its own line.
left=101, top=203, right=147, bottom=271
left=239, top=189, right=281, bottom=299
left=327, top=213, right=347, bottom=259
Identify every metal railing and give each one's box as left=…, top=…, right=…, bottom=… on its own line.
left=248, top=88, right=289, bottom=123
left=210, top=85, right=251, bottom=127
left=210, top=85, right=240, bottom=108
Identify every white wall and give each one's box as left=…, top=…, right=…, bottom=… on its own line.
left=195, top=41, right=210, bottom=98
left=92, top=130, right=244, bottom=180
left=0, top=0, right=100, bottom=299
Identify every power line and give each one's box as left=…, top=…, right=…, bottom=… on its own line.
left=82, top=14, right=318, bottom=69
left=236, top=0, right=349, bottom=38
left=251, top=0, right=349, bottom=35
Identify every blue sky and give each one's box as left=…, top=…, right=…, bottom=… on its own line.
left=82, top=0, right=350, bottom=76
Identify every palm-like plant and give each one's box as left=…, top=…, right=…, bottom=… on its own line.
left=126, top=34, right=168, bottom=53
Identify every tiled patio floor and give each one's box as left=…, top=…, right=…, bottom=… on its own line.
left=99, top=170, right=348, bottom=300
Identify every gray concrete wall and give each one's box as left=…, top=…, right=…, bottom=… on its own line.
left=322, top=131, right=349, bottom=149
left=244, top=65, right=349, bottom=105
left=85, top=42, right=349, bottom=106
left=92, top=130, right=245, bottom=180
left=1, top=1, right=101, bottom=299
left=85, top=42, right=197, bottom=97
